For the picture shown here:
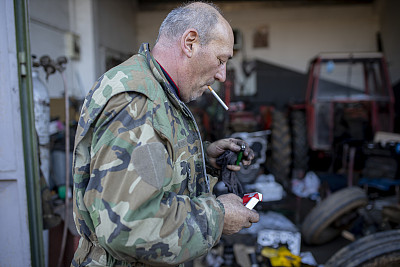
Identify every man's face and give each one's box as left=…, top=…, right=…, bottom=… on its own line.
left=179, top=21, right=234, bottom=103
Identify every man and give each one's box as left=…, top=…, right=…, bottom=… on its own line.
left=72, top=2, right=259, bottom=266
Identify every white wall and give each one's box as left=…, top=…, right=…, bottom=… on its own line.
left=96, top=0, right=138, bottom=75
left=29, top=0, right=75, bottom=98
left=97, top=0, right=138, bottom=53
left=29, top=0, right=90, bottom=99
left=69, top=0, right=97, bottom=97
left=29, top=0, right=397, bottom=97
left=136, top=11, right=166, bottom=47
left=137, top=4, right=379, bottom=74
left=226, top=5, right=379, bottom=72
left=29, top=0, right=139, bottom=98
left=135, top=1, right=400, bottom=94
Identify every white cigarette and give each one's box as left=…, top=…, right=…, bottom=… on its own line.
left=208, top=86, right=229, bottom=110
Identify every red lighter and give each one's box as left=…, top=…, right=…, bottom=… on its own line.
left=243, top=192, right=263, bottom=210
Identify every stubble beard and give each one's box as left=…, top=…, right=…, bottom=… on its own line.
left=188, top=86, right=205, bottom=102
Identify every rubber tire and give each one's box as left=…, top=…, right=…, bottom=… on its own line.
left=301, top=186, right=368, bottom=245
left=269, top=109, right=292, bottom=189
left=325, top=229, right=400, bottom=267
left=291, top=110, right=309, bottom=172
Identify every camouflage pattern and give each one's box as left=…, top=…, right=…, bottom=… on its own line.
left=71, top=43, right=225, bottom=267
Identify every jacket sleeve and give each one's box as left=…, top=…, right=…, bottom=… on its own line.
left=86, top=93, right=225, bottom=265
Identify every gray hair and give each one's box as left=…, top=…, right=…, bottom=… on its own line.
left=156, top=2, right=223, bottom=45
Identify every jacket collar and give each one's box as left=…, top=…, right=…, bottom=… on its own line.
left=139, top=43, right=185, bottom=111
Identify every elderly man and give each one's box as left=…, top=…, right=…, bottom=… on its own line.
left=72, top=2, right=259, bottom=266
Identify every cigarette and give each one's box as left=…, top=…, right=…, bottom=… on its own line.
left=208, top=86, right=229, bottom=110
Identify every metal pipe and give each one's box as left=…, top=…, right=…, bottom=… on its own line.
left=57, top=70, right=70, bottom=267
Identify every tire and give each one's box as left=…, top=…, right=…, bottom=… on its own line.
left=301, top=186, right=368, bottom=245
left=269, top=109, right=292, bottom=189
left=325, top=229, right=400, bottom=267
left=291, top=110, right=309, bottom=172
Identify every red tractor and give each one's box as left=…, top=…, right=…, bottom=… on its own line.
left=270, top=52, right=395, bottom=187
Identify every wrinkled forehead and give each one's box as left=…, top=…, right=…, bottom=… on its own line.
left=210, top=21, right=234, bottom=57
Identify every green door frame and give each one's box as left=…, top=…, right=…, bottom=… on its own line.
left=14, top=0, right=45, bottom=266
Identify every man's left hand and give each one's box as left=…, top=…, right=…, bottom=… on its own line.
left=206, top=138, right=254, bottom=171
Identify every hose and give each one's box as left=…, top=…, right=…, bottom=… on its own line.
left=57, top=70, right=70, bottom=267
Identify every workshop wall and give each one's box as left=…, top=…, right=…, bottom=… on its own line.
left=136, top=1, right=399, bottom=94
left=29, top=0, right=76, bottom=98
left=96, top=0, right=138, bottom=75
left=225, top=5, right=378, bottom=73
left=137, top=4, right=378, bottom=73
left=28, top=0, right=399, bottom=98
left=29, top=0, right=139, bottom=99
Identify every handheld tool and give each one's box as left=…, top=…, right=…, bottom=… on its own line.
left=236, top=143, right=246, bottom=165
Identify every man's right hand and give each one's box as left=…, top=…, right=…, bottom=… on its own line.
left=217, top=193, right=260, bottom=235
left=206, top=138, right=254, bottom=171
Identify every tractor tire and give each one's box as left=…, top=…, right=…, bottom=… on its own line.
left=291, top=110, right=309, bottom=172
left=269, top=109, right=292, bottom=189
left=301, top=186, right=368, bottom=245
left=325, top=229, right=400, bottom=267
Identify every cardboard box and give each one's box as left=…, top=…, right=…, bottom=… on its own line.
left=50, top=98, right=81, bottom=123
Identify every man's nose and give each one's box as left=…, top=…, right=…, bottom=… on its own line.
left=215, top=65, right=226, bottom=82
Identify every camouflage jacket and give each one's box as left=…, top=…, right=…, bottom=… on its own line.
left=72, top=43, right=224, bottom=267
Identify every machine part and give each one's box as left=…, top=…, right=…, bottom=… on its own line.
left=248, top=252, right=259, bottom=267
left=291, top=110, right=309, bottom=173
left=325, top=229, right=400, bottom=267
left=32, top=70, right=51, bottom=185
left=32, top=70, right=50, bottom=145
left=222, top=243, right=239, bottom=267
left=269, top=110, right=292, bottom=189
left=362, top=156, right=398, bottom=180
left=250, top=174, right=284, bottom=202
left=261, top=246, right=301, bottom=267
left=301, top=186, right=368, bottom=245
left=382, top=204, right=400, bottom=225
left=205, top=248, right=224, bottom=267
left=257, top=229, right=301, bottom=256
left=231, top=130, right=269, bottom=184
left=237, top=165, right=260, bottom=184
left=230, top=130, right=269, bottom=166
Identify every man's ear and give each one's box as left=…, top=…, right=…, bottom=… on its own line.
left=181, top=28, right=199, bottom=58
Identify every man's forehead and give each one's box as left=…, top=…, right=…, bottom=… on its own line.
left=213, top=21, right=234, bottom=57
left=213, top=39, right=233, bottom=58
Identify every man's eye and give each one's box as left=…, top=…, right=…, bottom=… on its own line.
left=218, top=59, right=224, bottom=65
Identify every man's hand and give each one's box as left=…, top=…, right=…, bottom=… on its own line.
left=217, top=193, right=259, bottom=235
left=206, top=138, right=254, bottom=171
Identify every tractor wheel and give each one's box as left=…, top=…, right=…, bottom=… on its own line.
left=269, top=109, right=292, bottom=189
left=325, top=229, right=400, bottom=267
left=301, top=186, right=368, bottom=245
left=291, top=110, right=309, bottom=173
